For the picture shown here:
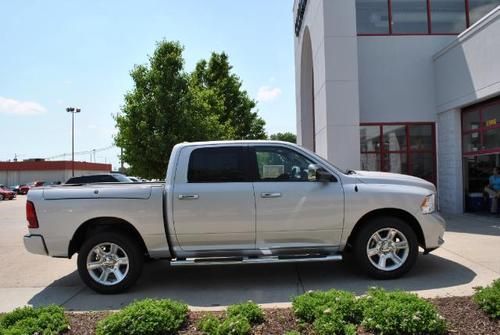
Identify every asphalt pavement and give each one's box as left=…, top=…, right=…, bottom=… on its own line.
left=0, top=195, right=499, bottom=312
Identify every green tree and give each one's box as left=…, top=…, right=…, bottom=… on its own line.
left=190, top=52, right=266, bottom=140
left=269, top=132, right=297, bottom=143
left=115, top=41, right=267, bottom=179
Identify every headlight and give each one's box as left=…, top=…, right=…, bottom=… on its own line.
left=421, top=194, right=436, bottom=214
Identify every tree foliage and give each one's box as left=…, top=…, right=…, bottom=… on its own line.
left=269, top=132, right=296, bottom=143
left=115, top=41, right=266, bottom=179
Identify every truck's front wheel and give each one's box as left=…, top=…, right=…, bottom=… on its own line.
left=77, top=232, right=144, bottom=294
left=353, top=216, right=418, bottom=279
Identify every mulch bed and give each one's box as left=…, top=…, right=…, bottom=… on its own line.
left=66, top=296, right=499, bottom=335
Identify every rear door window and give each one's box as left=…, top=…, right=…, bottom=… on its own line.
left=188, top=147, right=249, bottom=183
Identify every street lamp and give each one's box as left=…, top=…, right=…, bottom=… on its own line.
left=66, top=107, right=81, bottom=176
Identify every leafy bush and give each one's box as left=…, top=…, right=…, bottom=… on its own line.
left=95, top=298, right=188, bottom=335
left=284, top=331, right=301, bottom=335
left=292, top=289, right=362, bottom=324
left=313, top=311, right=357, bottom=335
left=359, top=288, right=446, bottom=335
left=0, top=305, right=68, bottom=335
left=227, top=301, right=264, bottom=325
left=473, top=279, right=500, bottom=319
left=198, top=315, right=251, bottom=335
left=198, top=315, right=222, bottom=335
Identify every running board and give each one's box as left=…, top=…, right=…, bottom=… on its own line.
left=170, top=254, right=342, bottom=266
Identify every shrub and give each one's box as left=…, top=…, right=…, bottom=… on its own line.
left=360, top=288, right=446, bottom=335
left=292, top=289, right=362, bottom=324
left=226, top=301, right=264, bottom=325
left=198, top=315, right=251, bottom=335
left=95, top=298, right=188, bottom=335
left=284, top=331, right=301, bottom=335
left=473, top=279, right=500, bottom=319
left=313, top=310, right=357, bottom=335
left=0, top=305, right=68, bottom=335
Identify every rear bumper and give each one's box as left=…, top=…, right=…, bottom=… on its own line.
left=23, top=234, right=48, bottom=255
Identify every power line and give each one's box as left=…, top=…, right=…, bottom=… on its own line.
left=45, top=145, right=117, bottom=160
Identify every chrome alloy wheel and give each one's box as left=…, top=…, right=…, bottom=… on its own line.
left=366, top=228, right=410, bottom=271
left=86, top=242, right=129, bottom=286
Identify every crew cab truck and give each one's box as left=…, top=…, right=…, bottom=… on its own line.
left=24, top=141, right=445, bottom=293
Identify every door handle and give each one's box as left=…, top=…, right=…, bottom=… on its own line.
left=261, top=192, right=281, bottom=198
left=178, top=194, right=199, bottom=200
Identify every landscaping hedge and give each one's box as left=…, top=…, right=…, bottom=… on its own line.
left=473, top=278, right=500, bottom=319
left=0, top=305, right=68, bottom=335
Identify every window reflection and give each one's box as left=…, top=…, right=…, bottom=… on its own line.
left=430, top=0, right=467, bottom=33
left=469, top=0, right=499, bottom=25
left=356, top=0, right=390, bottom=34
left=391, top=0, right=429, bottom=34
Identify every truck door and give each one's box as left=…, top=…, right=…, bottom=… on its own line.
left=250, top=145, right=344, bottom=252
left=172, top=145, right=256, bottom=252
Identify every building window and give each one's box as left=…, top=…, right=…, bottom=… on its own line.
left=469, top=0, right=499, bottom=24
left=356, top=0, right=500, bottom=35
left=391, top=0, right=429, bottom=34
left=462, top=98, right=500, bottom=155
left=356, top=0, right=390, bottom=34
left=360, top=123, right=436, bottom=184
left=430, top=0, right=467, bottom=33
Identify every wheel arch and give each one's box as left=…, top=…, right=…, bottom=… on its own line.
left=346, top=208, right=426, bottom=249
left=68, top=217, right=148, bottom=258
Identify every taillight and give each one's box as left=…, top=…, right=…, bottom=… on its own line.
left=26, top=201, right=39, bottom=229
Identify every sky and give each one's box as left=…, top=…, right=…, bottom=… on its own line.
left=0, top=0, right=296, bottom=170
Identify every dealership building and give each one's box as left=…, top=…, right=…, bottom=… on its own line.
left=294, top=0, right=500, bottom=213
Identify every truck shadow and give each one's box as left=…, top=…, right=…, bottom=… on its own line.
left=28, top=252, right=476, bottom=311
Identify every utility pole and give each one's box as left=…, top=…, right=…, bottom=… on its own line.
left=66, top=107, right=81, bottom=176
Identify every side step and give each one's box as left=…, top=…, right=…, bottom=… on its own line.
left=170, top=254, right=342, bottom=266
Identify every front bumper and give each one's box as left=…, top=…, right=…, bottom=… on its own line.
left=417, top=211, right=446, bottom=250
left=23, top=234, right=48, bottom=255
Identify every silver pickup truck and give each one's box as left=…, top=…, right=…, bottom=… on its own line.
left=24, top=141, right=445, bottom=293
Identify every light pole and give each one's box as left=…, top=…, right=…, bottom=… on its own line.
left=66, top=107, right=81, bottom=176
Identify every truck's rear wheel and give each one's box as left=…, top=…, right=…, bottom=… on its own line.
left=353, top=216, right=418, bottom=279
left=77, top=232, right=143, bottom=294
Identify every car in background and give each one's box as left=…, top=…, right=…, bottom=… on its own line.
left=32, top=181, right=46, bottom=187
left=18, top=184, right=30, bottom=195
left=65, top=173, right=132, bottom=184
left=0, top=185, right=16, bottom=200
left=128, top=176, right=148, bottom=182
left=9, top=185, right=20, bottom=194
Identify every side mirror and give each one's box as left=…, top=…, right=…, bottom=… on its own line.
left=308, top=164, right=336, bottom=182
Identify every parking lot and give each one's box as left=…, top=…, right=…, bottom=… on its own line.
left=0, top=195, right=499, bottom=312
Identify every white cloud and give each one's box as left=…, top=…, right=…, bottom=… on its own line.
left=257, top=86, right=282, bottom=102
left=0, top=96, right=47, bottom=116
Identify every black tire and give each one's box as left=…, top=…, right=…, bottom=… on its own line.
left=77, top=232, right=144, bottom=294
left=352, top=216, right=418, bottom=279
left=0, top=194, right=4, bottom=200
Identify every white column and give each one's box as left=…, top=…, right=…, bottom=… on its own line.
left=437, top=109, right=464, bottom=213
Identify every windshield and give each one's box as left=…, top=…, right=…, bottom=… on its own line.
left=297, top=145, right=349, bottom=175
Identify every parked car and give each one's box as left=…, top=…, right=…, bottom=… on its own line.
left=9, top=185, right=20, bottom=194
left=65, top=173, right=132, bottom=184
left=32, top=181, right=46, bottom=187
left=18, top=184, right=30, bottom=195
left=128, top=176, right=147, bottom=182
left=24, top=141, right=445, bottom=293
left=0, top=185, right=16, bottom=200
